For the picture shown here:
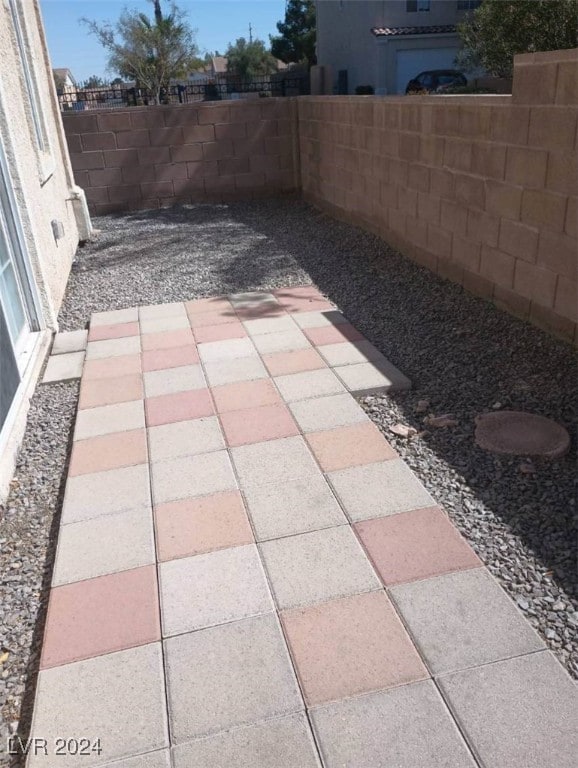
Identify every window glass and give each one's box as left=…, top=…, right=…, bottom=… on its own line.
left=418, top=0, right=431, bottom=10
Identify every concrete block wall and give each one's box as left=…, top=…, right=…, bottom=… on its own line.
left=62, top=99, right=299, bottom=215
left=299, top=50, right=578, bottom=343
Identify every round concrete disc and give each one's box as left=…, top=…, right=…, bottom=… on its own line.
left=474, top=411, right=570, bottom=458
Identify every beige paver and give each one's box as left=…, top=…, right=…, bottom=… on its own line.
left=42, top=351, right=85, bottom=383
left=148, top=417, right=224, bottom=462
left=51, top=329, right=88, bottom=355
left=74, top=400, right=145, bottom=440
left=61, top=465, right=151, bottom=524
left=289, top=393, right=369, bottom=433
left=274, top=368, right=346, bottom=402
left=143, top=364, right=205, bottom=397
left=151, top=450, right=237, bottom=504
left=334, top=360, right=411, bottom=394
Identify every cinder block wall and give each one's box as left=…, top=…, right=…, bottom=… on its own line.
left=62, top=99, right=299, bottom=214
left=299, top=49, right=577, bottom=343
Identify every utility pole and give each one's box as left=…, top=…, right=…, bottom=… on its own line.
left=249, top=22, right=253, bottom=43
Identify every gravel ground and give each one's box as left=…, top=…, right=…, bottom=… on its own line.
left=1, top=198, right=576, bottom=757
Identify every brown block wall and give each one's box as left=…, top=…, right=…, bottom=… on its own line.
left=299, top=50, right=578, bottom=343
left=63, top=99, right=299, bottom=215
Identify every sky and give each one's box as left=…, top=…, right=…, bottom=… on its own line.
left=40, top=0, right=287, bottom=83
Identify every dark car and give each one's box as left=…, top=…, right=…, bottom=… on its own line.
left=405, top=69, right=467, bottom=94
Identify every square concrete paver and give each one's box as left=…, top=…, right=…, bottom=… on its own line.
left=140, top=302, right=187, bottom=321
left=42, top=352, right=85, bottom=383
left=155, top=491, right=253, bottom=561
left=89, top=322, right=140, bottom=342
left=68, top=429, right=147, bottom=477
left=274, top=369, right=346, bottom=402
left=91, top=307, right=139, bottom=326
left=151, top=450, right=236, bottom=504
left=328, top=459, right=435, bottom=522
left=52, top=329, right=88, bottom=355
left=29, top=643, right=167, bottom=767
left=172, top=712, right=321, bottom=768
left=306, top=422, right=397, bottom=472
left=41, top=565, right=160, bottom=669
left=391, top=568, right=545, bottom=675
left=142, top=346, right=198, bottom=372
left=198, top=337, right=258, bottom=364
left=252, top=329, right=311, bottom=355
left=159, top=544, right=273, bottom=636
left=164, top=614, right=302, bottom=742
left=438, top=652, right=578, bottom=768
left=145, top=389, right=213, bottom=427
left=143, top=364, right=205, bottom=397
left=220, top=403, right=299, bottom=446
left=355, top=507, right=482, bottom=586
left=211, top=378, right=282, bottom=413
left=262, top=348, right=327, bottom=376
left=244, top=474, right=347, bottom=541
left=148, top=417, right=224, bottom=462
left=260, top=526, right=380, bottom=610
left=229, top=291, right=278, bottom=311
left=243, top=314, right=297, bottom=336
left=318, top=339, right=387, bottom=368
left=79, top=373, right=143, bottom=409
left=310, top=680, right=476, bottom=768
left=185, top=296, right=234, bottom=316
left=82, top=353, right=142, bottom=380
left=188, top=310, right=238, bottom=328
left=141, top=329, right=195, bottom=353
left=74, top=400, right=145, bottom=440
left=62, top=465, right=151, bottom=524
left=281, top=591, right=427, bottom=705
left=101, top=750, right=170, bottom=768
left=334, top=361, right=411, bottom=394
left=292, top=310, right=348, bottom=329
left=85, top=336, right=141, bottom=360
left=204, top=356, right=268, bottom=386
left=231, top=436, right=319, bottom=490
left=53, top=508, right=155, bottom=586
left=289, top=393, right=369, bottom=433
left=193, top=320, right=247, bottom=343
left=140, top=315, right=189, bottom=335
left=304, top=324, right=364, bottom=346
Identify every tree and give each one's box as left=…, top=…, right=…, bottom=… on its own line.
left=457, top=0, right=578, bottom=77
left=225, top=37, right=277, bottom=80
left=270, top=0, right=316, bottom=67
left=82, top=75, right=108, bottom=89
left=81, top=0, right=199, bottom=103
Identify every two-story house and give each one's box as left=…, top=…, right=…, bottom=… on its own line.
left=315, top=0, right=481, bottom=94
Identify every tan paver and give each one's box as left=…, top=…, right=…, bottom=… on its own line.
left=61, top=465, right=151, bottom=524
left=91, top=306, right=139, bottom=326
left=88, top=321, right=140, bottom=342
left=79, top=373, right=143, bottom=409
left=305, top=422, right=397, bottom=472
left=289, top=393, right=369, bottom=432
left=142, top=346, right=198, bottom=371
left=74, top=400, right=145, bottom=440
left=51, top=329, right=88, bottom=355
left=85, top=335, right=141, bottom=360
left=144, top=388, right=213, bottom=426
left=203, top=355, right=268, bottom=386
left=151, top=450, right=237, bottom=504
left=148, top=416, right=224, bottom=462
left=211, top=378, right=282, bottom=413
left=143, top=364, right=205, bottom=397
left=68, top=429, right=147, bottom=476
left=231, top=435, right=319, bottom=490
left=274, top=368, right=346, bottom=402
left=42, top=351, right=85, bottom=383
left=193, top=320, right=246, bottom=343
left=252, top=329, right=311, bottom=355
left=82, top=353, right=141, bottom=380
left=140, top=328, right=194, bottom=351
left=262, top=347, right=327, bottom=376
left=220, top=402, right=299, bottom=446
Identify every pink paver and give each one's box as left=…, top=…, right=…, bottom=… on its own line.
left=185, top=297, right=234, bottom=315
left=142, top=346, right=199, bottom=372
left=306, top=422, right=397, bottom=472
left=188, top=310, right=238, bottom=328
left=40, top=565, right=160, bottom=669
left=193, top=322, right=247, bottom=344
left=78, top=373, right=143, bottom=409
left=211, top=379, right=282, bottom=413
left=220, top=403, right=299, bottom=446
left=88, top=322, right=140, bottom=342
left=141, top=328, right=195, bottom=351
left=145, top=389, right=213, bottom=427
left=82, top=353, right=142, bottom=380
left=281, top=591, right=427, bottom=705
left=262, top=348, right=327, bottom=376
left=154, top=491, right=253, bottom=561
left=355, top=506, right=482, bottom=586
left=304, top=324, right=365, bottom=346
left=68, top=428, right=147, bottom=476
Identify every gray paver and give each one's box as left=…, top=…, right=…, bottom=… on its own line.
left=91, top=307, right=139, bottom=326
left=28, top=644, right=168, bottom=767
left=139, top=302, right=187, bottom=321
left=198, top=337, right=258, bottom=363
left=74, top=400, right=145, bottom=440
left=102, top=751, right=170, bottom=768
left=391, top=568, right=545, bottom=675
left=318, top=340, right=388, bottom=368
left=229, top=291, right=278, bottom=310
left=334, top=360, right=411, bottom=394
left=52, top=329, right=88, bottom=355
left=61, top=464, right=151, bottom=524
left=151, top=450, right=236, bottom=504
left=244, top=474, right=347, bottom=540
left=164, top=613, right=302, bottom=742
left=42, top=352, right=85, bottom=383
left=148, top=417, right=224, bottom=462
left=243, top=315, right=297, bottom=335
left=260, top=526, right=380, bottom=609
left=329, top=459, right=435, bottom=522
left=231, top=436, right=319, bottom=490
left=310, top=680, right=476, bottom=768
left=85, top=336, right=141, bottom=360
left=143, top=365, right=205, bottom=397
left=203, top=356, right=268, bottom=386
left=53, top=507, right=155, bottom=586
left=438, top=651, right=578, bottom=768
left=274, top=369, right=346, bottom=402
left=252, top=329, right=311, bottom=355
left=292, top=310, right=348, bottom=329
left=172, top=713, right=321, bottom=768
left=289, top=393, right=369, bottom=432
left=140, top=315, right=189, bottom=334
left=159, top=544, right=274, bottom=636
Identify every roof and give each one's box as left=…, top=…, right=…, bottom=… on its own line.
left=211, top=56, right=228, bottom=74
left=371, top=25, right=456, bottom=37
left=53, top=68, right=76, bottom=84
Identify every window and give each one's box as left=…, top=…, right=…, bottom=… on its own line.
left=457, top=1, right=482, bottom=9
left=407, top=0, right=431, bottom=11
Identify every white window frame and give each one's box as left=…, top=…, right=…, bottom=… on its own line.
left=6, top=0, right=55, bottom=183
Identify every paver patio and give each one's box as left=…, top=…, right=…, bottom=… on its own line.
left=30, top=286, right=577, bottom=766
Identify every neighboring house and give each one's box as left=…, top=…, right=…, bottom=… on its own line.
left=315, top=0, right=481, bottom=94
left=53, top=67, right=78, bottom=109
left=0, top=0, right=91, bottom=500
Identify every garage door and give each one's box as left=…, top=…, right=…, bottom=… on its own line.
left=395, top=47, right=460, bottom=94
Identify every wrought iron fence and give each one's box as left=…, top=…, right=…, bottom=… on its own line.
left=58, top=77, right=309, bottom=112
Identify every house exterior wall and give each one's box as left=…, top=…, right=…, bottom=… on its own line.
left=299, top=49, right=578, bottom=343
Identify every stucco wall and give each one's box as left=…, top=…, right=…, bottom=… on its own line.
left=0, top=0, right=80, bottom=328
left=299, top=50, right=578, bottom=343
left=63, top=99, right=299, bottom=215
